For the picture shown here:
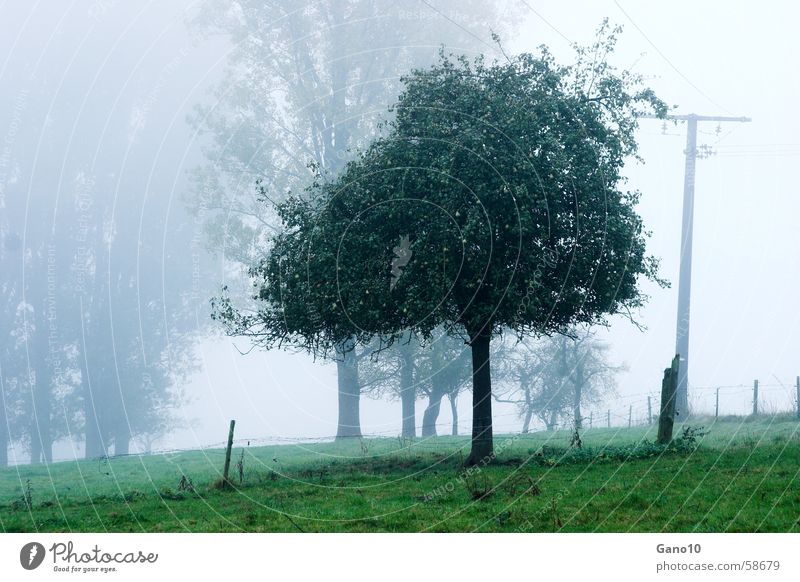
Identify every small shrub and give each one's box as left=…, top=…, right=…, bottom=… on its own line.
left=11, top=479, right=34, bottom=511
left=505, top=474, right=541, bottom=497
left=178, top=475, right=195, bottom=493
left=463, top=471, right=493, bottom=501
left=672, top=425, right=707, bottom=451
left=159, top=487, right=186, bottom=501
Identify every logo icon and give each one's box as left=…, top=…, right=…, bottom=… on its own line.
left=390, top=235, right=412, bottom=290
left=20, top=542, right=46, bottom=570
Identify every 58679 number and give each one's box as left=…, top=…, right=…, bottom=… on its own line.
left=741, top=561, right=780, bottom=571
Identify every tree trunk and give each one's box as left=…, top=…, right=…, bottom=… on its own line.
left=522, top=408, right=533, bottom=434
left=30, top=335, right=52, bottom=464
left=115, top=426, right=131, bottom=456
left=466, top=329, right=493, bottom=466
left=0, top=432, right=6, bottom=467
left=335, top=341, right=361, bottom=440
left=399, top=350, right=416, bottom=438
left=30, top=436, right=42, bottom=465
left=448, top=392, right=458, bottom=436
left=0, top=384, right=8, bottom=466
left=521, top=382, right=533, bottom=434
left=573, top=382, right=583, bottom=430
left=573, top=360, right=584, bottom=430
left=546, top=410, right=558, bottom=432
left=83, top=363, right=109, bottom=458
left=84, top=408, right=107, bottom=458
left=421, top=388, right=444, bottom=437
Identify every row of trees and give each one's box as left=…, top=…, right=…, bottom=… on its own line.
left=0, top=22, right=206, bottom=465
left=358, top=328, right=621, bottom=438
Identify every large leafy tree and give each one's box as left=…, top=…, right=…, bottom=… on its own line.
left=217, top=25, right=667, bottom=464
left=193, top=0, right=517, bottom=438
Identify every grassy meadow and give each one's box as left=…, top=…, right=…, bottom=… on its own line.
left=1, top=415, right=799, bottom=533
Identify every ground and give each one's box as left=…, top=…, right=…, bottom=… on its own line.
left=1, top=416, right=799, bottom=532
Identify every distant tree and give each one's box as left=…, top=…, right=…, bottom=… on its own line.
left=495, top=330, right=623, bottom=432
left=416, top=332, right=471, bottom=437
left=192, top=0, right=518, bottom=438
left=357, top=329, right=469, bottom=438
left=1, top=181, right=81, bottom=464
left=359, top=332, right=420, bottom=438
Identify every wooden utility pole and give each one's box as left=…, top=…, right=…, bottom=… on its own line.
left=657, top=355, right=680, bottom=445
left=715, top=387, right=720, bottom=419
left=752, top=380, right=759, bottom=416
left=607, top=409, right=611, bottom=429
left=589, top=411, right=593, bottom=429
left=647, top=396, right=652, bottom=425
left=628, top=405, right=632, bottom=428
left=641, top=113, right=751, bottom=420
left=223, top=419, right=236, bottom=487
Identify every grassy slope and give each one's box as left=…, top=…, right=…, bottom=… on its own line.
left=1, top=416, right=799, bottom=532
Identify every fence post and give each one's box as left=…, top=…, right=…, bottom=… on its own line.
left=607, top=409, right=611, bottom=428
left=223, top=419, right=236, bottom=487
left=647, top=396, right=652, bottom=425
left=657, top=355, right=680, bottom=445
left=796, top=377, right=799, bottom=420
left=752, top=380, right=759, bottom=416
left=715, top=387, right=720, bottom=419
left=628, top=405, right=632, bottom=428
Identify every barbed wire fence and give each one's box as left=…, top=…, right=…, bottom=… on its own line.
left=5, top=377, right=800, bottom=466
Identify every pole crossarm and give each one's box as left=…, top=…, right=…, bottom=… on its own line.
left=638, top=113, right=751, bottom=123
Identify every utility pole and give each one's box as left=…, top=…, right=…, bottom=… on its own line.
left=641, top=113, right=751, bottom=419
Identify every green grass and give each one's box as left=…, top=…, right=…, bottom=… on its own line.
left=2, top=415, right=799, bottom=532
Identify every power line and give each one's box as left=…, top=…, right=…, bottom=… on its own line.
left=613, top=0, right=733, bottom=115
left=517, top=0, right=573, bottom=45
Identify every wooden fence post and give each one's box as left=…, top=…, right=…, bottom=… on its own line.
left=752, top=380, right=759, bottom=416
left=657, top=355, right=680, bottom=445
left=796, top=377, right=799, bottom=420
left=223, top=419, right=236, bottom=487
